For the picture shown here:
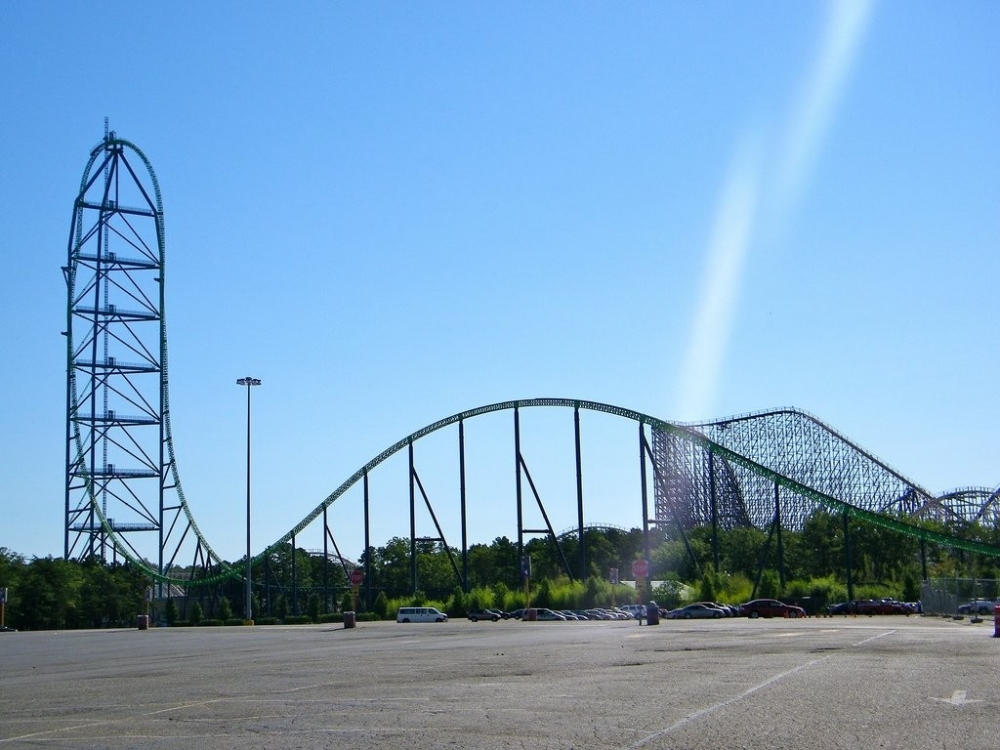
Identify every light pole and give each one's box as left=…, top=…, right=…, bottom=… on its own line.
left=237, top=376, right=261, bottom=622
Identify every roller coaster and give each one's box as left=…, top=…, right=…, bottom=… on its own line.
left=63, top=132, right=1000, bottom=594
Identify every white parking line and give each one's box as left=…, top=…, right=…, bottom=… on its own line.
left=627, top=658, right=827, bottom=749
left=627, top=629, right=898, bottom=749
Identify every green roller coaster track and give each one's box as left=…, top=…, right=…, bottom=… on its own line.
left=81, top=397, right=1000, bottom=588
left=66, top=141, right=999, bottom=590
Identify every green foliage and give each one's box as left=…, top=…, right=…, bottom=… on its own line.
left=698, top=570, right=718, bottom=602
left=372, top=591, right=390, bottom=618
left=18, top=557, right=84, bottom=629
left=491, top=582, right=510, bottom=610
left=7, top=514, right=1000, bottom=631
left=164, top=598, right=178, bottom=626
left=447, top=586, right=467, bottom=617
left=531, top=578, right=553, bottom=609
left=583, top=576, right=605, bottom=608
left=902, top=571, right=921, bottom=603
left=307, top=594, right=321, bottom=623
left=757, top=570, right=780, bottom=599
left=650, top=580, right=685, bottom=610
left=340, top=590, right=354, bottom=613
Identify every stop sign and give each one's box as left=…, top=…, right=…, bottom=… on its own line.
left=349, top=569, right=364, bottom=586
left=631, top=559, right=649, bottom=578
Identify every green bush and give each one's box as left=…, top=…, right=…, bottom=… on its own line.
left=340, top=591, right=354, bottom=613
left=307, top=594, right=321, bottom=623
left=283, top=615, right=311, bottom=625
left=164, top=598, right=178, bottom=626
left=447, top=586, right=467, bottom=617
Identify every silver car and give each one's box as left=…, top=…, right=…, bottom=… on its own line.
left=666, top=603, right=726, bottom=619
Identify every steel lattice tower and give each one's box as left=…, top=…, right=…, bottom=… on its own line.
left=63, top=128, right=171, bottom=571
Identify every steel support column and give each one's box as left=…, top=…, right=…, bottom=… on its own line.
left=408, top=440, right=417, bottom=595
left=640, top=422, right=651, bottom=576
left=710, top=448, right=719, bottom=574
left=843, top=510, right=854, bottom=601
left=515, top=407, right=524, bottom=567
left=774, top=481, right=785, bottom=590
left=459, top=419, right=468, bottom=591
left=323, top=506, right=329, bottom=612
left=574, top=405, right=586, bottom=580
left=364, top=469, right=371, bottom=609
left=291, top=532, right=298, bottom=616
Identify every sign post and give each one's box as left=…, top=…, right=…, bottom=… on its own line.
left=521, top=555, right=532, bottom=612
left=631, top=559, right=649, bottom=601
left=349, top=569, right=364, bottom=612
left=0, top=587, right=7, bottom=629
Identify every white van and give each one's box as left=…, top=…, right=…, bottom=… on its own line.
left=396, top=606, right=448, bottom=623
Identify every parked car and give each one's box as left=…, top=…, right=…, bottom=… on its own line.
left=526, top=608, right=567, bottom=621
left=666, top=603, right=726, bottom=619
left=739, top=599, right=806, bottom=619
left=620, top=604, right=647, bottom=619
left=467, top=609, right=500, bottom=622
left=692, top=601, right=735, bottom=617
left=958, top=600, right=996, bottom=616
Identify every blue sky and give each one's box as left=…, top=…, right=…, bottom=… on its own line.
left=1, top=2, right=998, bottom=564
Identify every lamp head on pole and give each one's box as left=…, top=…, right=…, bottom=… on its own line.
left=237, top=377, right=262, bottom=387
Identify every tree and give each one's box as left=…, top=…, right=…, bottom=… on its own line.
left=189, top=601, right=203, bottom=625
left=18, top=557, right=83, bottom=630
left=698, top=570, right=717, bottom=602
left=165, top=598, right=178, bottom=626
left=448, top=586, right=467, bottom=617
left=307, top=594, right=321, bottom=623
left=372, top=590, right=389, bottom=619
left=340, top=591, right=354, bottom=613
left=218, top=597, right=233, bottom=621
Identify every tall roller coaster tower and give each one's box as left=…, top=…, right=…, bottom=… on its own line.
left=63, top=127, right=175, bottom=573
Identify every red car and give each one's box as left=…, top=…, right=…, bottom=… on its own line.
left=739, top=599, right=806, bottom=619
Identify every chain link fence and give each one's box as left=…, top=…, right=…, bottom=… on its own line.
left=921, top=578, right=999, bottom=615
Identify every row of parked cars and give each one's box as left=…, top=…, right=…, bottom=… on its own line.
left=825, top=599, right=920, bottom=616
left=664, top=599, right=807, bottom=619
left=466, top=599, right=813, bottom=622
left=467, top=606, right=647, bottom=622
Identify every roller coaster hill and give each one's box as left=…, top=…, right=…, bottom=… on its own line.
left=63, top=131, right=1000, bottom=606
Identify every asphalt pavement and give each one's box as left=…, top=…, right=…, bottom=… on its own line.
left=0, top=614, right=997, bottom=749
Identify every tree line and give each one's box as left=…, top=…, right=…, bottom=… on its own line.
left=2, top=511, right=997, bottom=629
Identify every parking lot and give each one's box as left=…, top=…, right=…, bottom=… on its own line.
left=1, top=616, right=997, bottom=749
